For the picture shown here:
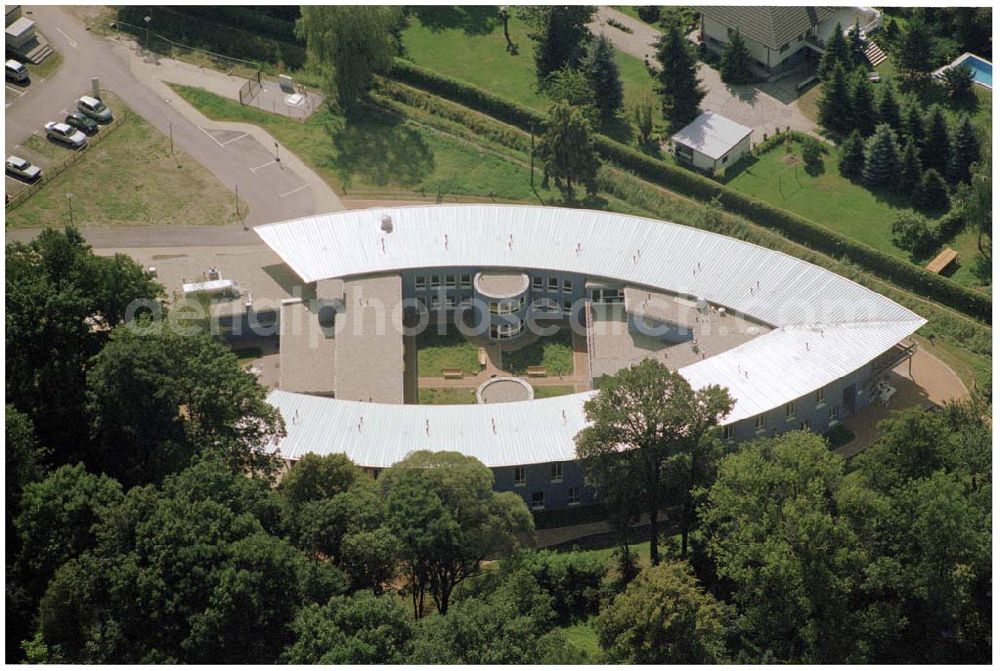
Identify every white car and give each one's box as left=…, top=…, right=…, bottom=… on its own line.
left=5, top=155, right=41, bottom=181
left=44, top=121, right=88, bottom=149
left=76, top=95, right=113, bottom=123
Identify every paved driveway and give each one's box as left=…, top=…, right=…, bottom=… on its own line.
left=5, top=5, right=342, bottom=249
left=588, top=6, right=818, bottom=142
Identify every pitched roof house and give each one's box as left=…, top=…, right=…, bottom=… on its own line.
left=698, top=6, right=882, bottom=76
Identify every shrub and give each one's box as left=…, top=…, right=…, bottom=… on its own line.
left=636, top=6, right=661, bottom=23
left=502, top=550, right=608, bottom=622
left=891, top=212, right=936, bottom=258
left=801, top=138, right=824, bottom=169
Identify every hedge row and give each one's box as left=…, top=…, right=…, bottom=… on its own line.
left=376, top=80, right=531, bottom=154
left=389, top=59, right=991, bottom=324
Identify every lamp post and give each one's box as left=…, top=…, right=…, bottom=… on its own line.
left=66, top=192, right=75, bottom=226
left=143, top=15, right=151, bottom=49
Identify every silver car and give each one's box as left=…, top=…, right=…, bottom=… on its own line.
left=76, top=95, right=113, bottom=123
left=5, top=155, right=42, bottom=181
left=44, top=121, right=88, bottom=149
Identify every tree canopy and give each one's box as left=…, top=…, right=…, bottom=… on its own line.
left=653, top=21, right=705, bottom=130
left=296, top=6, right=403, bottom=109
left=575, top=359, right=733, bottom=565
left=536, top=101, right=601, bottom=200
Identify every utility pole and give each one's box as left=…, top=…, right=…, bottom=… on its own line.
left=168, top=121, right=173, bottom=154
left=65, top=193, right=74, bottom=226
left=143, top=15, right=151, bottom=49
left=530, top=122, right=535, bottom=187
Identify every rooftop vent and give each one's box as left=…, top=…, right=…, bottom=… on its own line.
left=380, top=214, right=393, bottom=233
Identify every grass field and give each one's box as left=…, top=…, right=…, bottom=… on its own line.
left=418, top=387, right=478, bottom=404
left=401, top=6, right=664, bottom=136
left=727, top=141, right=938, bottom=260
left=532, top=384, right=577, bottom=399
left=7, top=93, right=243, bottom=229
left=559, top=618, right=602, bottom=662
left=415, top=325, right=481, bottom=377
left=504, top=328, right=575, bottom=375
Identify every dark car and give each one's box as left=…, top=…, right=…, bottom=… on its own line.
left=64, top=111, right=99, bottom=135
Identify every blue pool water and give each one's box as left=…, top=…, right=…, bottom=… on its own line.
left=956, top=53, right=992, bottom=89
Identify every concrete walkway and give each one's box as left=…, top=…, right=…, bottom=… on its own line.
left=588, top=6, right=818, bottom=143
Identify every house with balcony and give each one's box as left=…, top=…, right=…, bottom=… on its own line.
left=698, top=6, right=883, bottom=77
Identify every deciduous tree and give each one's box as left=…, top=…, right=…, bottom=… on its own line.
left=701, top=432, right=871, bottom=662
left=575, top=359, right=733, bottom=566
left=380, top=451, right=533, bottom=617
left=86, top=326, right=285, bottom=486
left=596, top=561, right=729, bottom=663
left=6, top=228, right=163, bottom=468
left=296, top=6, right=403, bottom=110
left=282, top=592, right=413, bottom=664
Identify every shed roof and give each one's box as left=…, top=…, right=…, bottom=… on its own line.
left=699, top=6, right=835, bottom=50
left=671, top=111, right=753, bottom=160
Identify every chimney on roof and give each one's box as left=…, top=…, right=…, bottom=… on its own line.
left=380, top=214, right=393, bottom=233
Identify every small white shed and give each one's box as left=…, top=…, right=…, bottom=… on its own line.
left=671, top=111, right=753, bottom=175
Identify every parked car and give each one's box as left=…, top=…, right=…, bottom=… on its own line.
left=44, top=121, right=88, bottom=149
left=76, top=95, right=113, bottom=123
left=5, top=155, right=41, bottom=181
left=64, top=111, right=99, bottom=135
left=5, top=59, right=28, bottom=83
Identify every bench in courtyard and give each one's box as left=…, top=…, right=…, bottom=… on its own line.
left=442, top=368, right=464, bottom=380
left=526, top=366, right=547, bottom=378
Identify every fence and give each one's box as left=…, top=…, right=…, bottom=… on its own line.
left=5, top=107, right=127, bottom=212
left=238, top=71, right=263, bottom=105
left=111, top=19, right=265, bottom=77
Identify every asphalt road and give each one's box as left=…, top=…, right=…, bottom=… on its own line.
left=5, top=5, right=319, bottom=247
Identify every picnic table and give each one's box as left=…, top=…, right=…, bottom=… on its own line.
left=925, top=248, right=958, bottom=274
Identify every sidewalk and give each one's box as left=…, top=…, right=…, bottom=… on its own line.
left=124, top=40, right=343, bottom=215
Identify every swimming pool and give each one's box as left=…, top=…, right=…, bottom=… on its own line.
left=936, top=52, right=993, bottom=89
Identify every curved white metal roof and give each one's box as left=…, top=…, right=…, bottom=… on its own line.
left=257, top=205, right=925, bottom=468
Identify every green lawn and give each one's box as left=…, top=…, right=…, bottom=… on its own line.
left=7, top=92, right=243, bottom=229
left=415, top=325, right=481, bottom=377
left=559, top=618, right=602, bottom=662
left=532, top=384, right=577, bottom=399
left=170, top=84, right=564, bottom=202
left=418, top=387, right=478, bottom=405
left=401, top=6, right=664, bottom=135
left=503, top=328, right=575, bottom=375
left=727, top=140, right=939, bottom=262
left=27, top=44, right=63, bottom=80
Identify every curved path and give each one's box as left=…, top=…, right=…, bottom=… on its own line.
left=5, top=5, right=342, bottom=249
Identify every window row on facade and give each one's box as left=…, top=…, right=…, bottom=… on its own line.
left=722, top=386, right=840, bottom=441
left=414, top=273, right=474, bottom=290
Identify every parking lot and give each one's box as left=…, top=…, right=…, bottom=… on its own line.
left=5, top=98, right=110, bottom=200
left=195, top=126, right=309, bottom=201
